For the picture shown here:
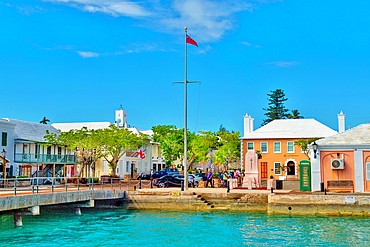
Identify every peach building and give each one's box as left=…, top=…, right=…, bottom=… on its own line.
left=241, top=114, right=337, bottom=182
left=311, top=120, right=370, bottom=192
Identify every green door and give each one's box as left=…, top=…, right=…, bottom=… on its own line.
left=300, top=160, right=311, bottom=191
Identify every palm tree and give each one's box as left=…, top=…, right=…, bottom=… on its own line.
left=288, top=109, right=304, bottom=119
left=40, top=116, right=50, bottom=124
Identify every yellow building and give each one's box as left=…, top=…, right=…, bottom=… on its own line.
left=241, top=114, right=338, bottom=181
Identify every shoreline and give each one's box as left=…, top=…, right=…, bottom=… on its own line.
left=125, top=187, right=370, bottom=217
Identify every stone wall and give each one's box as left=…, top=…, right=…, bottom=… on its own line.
left=268, top=193, right=370, bottom=216
left=126, top=191, right=269, bottom=212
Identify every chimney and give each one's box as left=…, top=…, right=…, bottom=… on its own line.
left=337, top=111, right=345, bottom=133
left=243, top=113, right=254, bottom=136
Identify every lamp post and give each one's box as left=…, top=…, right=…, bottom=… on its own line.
left=312, top=142, right=318, bottom=159
left=0, top=149, right=7, bottom=188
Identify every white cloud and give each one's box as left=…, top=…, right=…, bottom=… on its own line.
left=77, top=51, right=99, bottom=58
left=46, top=0, right=264, bottom=42
left=240, top=41, right=252, bottom=46
left=266, top=61, right=301, bottom=67
left=159, top=0, right=256, bottom=42
left=46, top=0, right=151, bottom=17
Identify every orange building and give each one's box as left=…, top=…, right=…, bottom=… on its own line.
left=241, top=114, right=338, bottom=182
left=312, top=122, right=370, bottom=192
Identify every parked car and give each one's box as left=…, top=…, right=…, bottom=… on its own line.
left=153, top=175, right=192, bottom=188
left=195, top=173, right=207, bottom=181
left=152, top=170, right=168, bottom=178
left=161, top=168, right=179, bottom=175
left=173, top=174, right=200, bottom=187
left=137, top=173, right=151, bottom=180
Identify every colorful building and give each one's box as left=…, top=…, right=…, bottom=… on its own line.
left=311, top=121, right=370, bottom=192
left=241, top=113, right=338, bottom=182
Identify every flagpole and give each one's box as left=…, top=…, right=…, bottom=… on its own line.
left=184, top=27, right=188, bottom=190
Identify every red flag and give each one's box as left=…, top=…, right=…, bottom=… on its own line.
left=138, top=149, right=145, bottom=159
left=186, top=35, right=198, bottom=47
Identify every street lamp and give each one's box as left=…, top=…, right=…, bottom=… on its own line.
left=0, top=149, right=7, bottom=188
left=312, top=142, right=318, bottom=159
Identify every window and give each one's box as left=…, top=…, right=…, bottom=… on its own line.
left=126, top=161, right=130, bottom=173
left=274, top=142, right=281, bottom=153
left=274, top=162, right=282, bottom=175
left=366, top=162, right=370, bottom=180
left=287, top=141, right=294, bottom=153
left=1, top=132, right=7, bottom=146
left=58, top=147, right=62, bottom=158
left=260, top=142, right=268, bottom=153
left=247, top=142, right=254, bottom=150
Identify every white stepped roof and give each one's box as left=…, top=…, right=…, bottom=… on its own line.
left=317, top=123, right=370, bottom=145
left=242, top=119, right=337, bottom=139
left=5, top=118, right=59, bottom=142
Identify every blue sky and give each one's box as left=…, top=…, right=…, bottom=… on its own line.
left=1, top=0, right=370, bottom=134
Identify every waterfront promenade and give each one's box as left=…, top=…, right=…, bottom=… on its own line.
left=2, top=177, right=370, bottom=227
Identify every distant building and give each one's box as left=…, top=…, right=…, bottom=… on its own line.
left=311, top=120, right=370, bottom=192
left=241, top=113, right=338, bottom=181
left=51, top=106, right=166, bottom=179
left=1, top=118, right=76, bottom=178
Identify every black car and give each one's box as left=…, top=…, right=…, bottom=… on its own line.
left=152, top=170, right=168, bottom=179
left=153, top=175, right=192, bottom=188
left=161, top=168, right=179, bottom=175
left=137, top=173, right=151, bottom=180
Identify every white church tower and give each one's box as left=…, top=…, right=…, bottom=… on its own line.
left=115, top=105, right=127, bottom=128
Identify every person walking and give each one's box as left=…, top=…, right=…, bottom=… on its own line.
left=206, top=169, right=214, bottom=188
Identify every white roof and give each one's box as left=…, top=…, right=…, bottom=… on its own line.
left=242, top=119, right=337, bottom=139
left=317, top=123, right=370, bottom=145
left=6, top=119, right=59, bottom=142
left=52, top=122, right=111, bottom=132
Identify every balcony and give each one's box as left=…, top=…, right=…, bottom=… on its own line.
left=14, top=153, right=76, bottom=164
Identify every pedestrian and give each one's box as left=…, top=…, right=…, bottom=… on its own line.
left=206, top=169, right=214, bottom=188
left=222, top=171, right=228, bottom=188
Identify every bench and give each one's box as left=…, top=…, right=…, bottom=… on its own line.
left=327, top=180, right=354, bottom=192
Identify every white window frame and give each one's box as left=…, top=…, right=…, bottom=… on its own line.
left=274, top=142, right=281, bottom=153
left=260, top=142, right=268, bottom=153
left=247, top=142, right=254, bottom=150
left=287, top=141, right=294, bottom=153
left=274, top=162, right=282, bottom=175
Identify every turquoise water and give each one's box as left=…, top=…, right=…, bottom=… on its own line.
left=1, top=209, right=369, bottom=246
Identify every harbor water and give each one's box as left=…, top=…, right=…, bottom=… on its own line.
left=1, top=209, right=369, bottom=246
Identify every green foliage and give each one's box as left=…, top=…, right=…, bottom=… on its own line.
left=45, top=125, right=147, bottom=176
left=288, top=109, right=304, bottom=119
left=152, top=125, right=184, bottom=166
left=213, top=127, right=241, bottom=168
left=262, top=89, right=290, bottom=125
left=151, top=125, right=240, bottom=170
left=294, top=138, right=320, bottom=159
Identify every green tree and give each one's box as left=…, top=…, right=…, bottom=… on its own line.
left=152, top=125, right=184, bottom=166
left=40, top=117, right=50, bottom=124
left=96, top=125, right=147, bottom=176
left=288, top=109, right=304, bottom=119
left=262, top=89, right=290, bottom=125
left=213, top=127, right=241, bottom=170
left=45, top=125, right=147, bottom=177
left=44, top=127, right=102, bottom=177
left=188, top=130, right=218, bottom=169
left=294, top=138, right=320, bottom=160
left=151, top=125, right=218, bottom=170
